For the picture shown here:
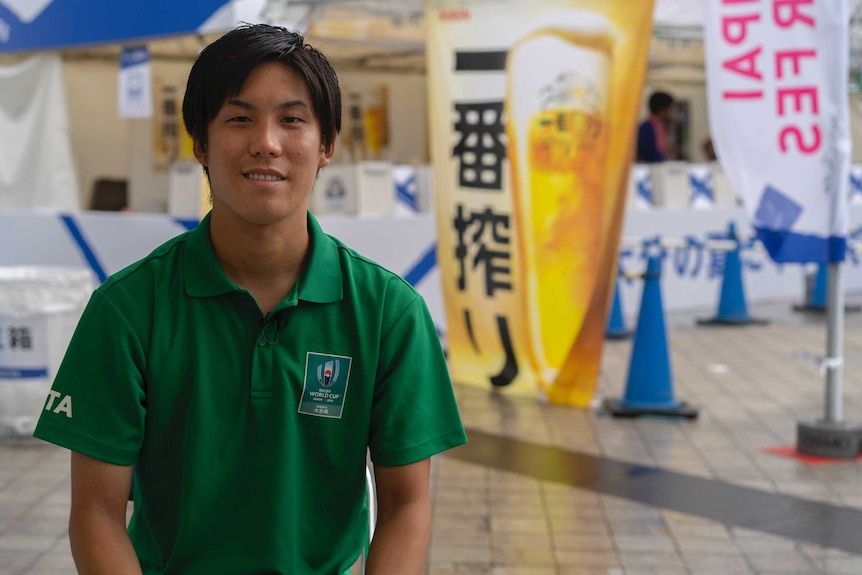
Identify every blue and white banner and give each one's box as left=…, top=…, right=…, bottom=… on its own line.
left=632, top=165, right=654, bottom=210
left=687, top=164, right=715, bottom=210
left=118, top=46, right=151, bottom=119
left=704, top=1, right=850, bottom=263
left=393, top=165, right=419, bottom=215
left=0, top=0, right=246, bottom=53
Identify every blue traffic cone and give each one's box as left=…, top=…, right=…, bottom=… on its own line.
left=810, top=263, right=827, bottom=309
left=793, top=263, right=861, bottom=313
left=697, top=222, right=768, bottom=326
left=605, top=278, right=632, bottom=340
left=603, top=256, right=698, bottom=419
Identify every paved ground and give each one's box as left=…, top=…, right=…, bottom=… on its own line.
left=4, top=294, right=862, bottom=574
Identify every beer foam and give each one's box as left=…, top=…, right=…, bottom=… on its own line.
left=516, top=9, right=616, bottom=52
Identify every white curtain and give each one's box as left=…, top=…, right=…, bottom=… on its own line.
left=0, top=53, right=79, bottom=209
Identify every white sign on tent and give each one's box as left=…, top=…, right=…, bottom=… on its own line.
left=118, top=46, right=152, bottom=119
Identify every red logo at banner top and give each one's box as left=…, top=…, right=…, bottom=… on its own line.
left=439, top=8, right=470, bottom=22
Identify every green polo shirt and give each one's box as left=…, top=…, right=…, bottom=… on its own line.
left=34, top=211, right=466, bottom=574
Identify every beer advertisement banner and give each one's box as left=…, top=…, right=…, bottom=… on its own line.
left=704, top=1, right=850, bottom=264
left=426, top=0, right=655, bottom=405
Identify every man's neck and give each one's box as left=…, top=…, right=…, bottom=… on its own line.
left=209, top=208, right=310, bottom=314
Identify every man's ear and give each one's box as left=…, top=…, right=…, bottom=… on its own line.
left=193, top=139, right=208, bottom=167
left=318, top=141, right=335, bottom=169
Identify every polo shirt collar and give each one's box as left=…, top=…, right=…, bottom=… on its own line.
left=184, top=212, right=236, bottom=298
left=297, top=211, right=342, bottom=303
left=184, top=211, right=343, bottom=304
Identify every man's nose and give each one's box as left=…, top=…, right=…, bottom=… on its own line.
left=250, top=122, right=283, bottom=157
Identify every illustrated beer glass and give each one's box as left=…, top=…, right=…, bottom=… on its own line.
left=506, top=11, right=614, bottom=386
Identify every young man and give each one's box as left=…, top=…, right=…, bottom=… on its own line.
left=34, top=24, right=467, bottom=574
left=636, top=91, right=676, bottom=163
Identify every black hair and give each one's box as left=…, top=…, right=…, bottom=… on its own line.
left=182, top=24, right=342, bottom=158
left=648, top=91, right=674, bottom=114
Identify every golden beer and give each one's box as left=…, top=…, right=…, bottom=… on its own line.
left=506, top=12, right=614, bottom=386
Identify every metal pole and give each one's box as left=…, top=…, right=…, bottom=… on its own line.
left=824, top=262, right=844, bottom=423
left=797, top=260, right=858, bottom=458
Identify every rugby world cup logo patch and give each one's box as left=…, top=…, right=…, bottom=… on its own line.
left=300, top=352, right=353, bottom=419
left=317, top=359, right=340, bottom=388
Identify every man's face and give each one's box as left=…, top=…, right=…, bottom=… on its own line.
left=194, top=61, right=333, bottom=227
left=658, top=104, right=676, bottom=124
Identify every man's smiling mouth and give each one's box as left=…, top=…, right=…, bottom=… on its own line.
left=245, top=173, right=285, bottom=182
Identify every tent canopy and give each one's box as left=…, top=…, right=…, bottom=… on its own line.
left=0, top=0, right=236, bottom=52
left=1, top=0, right=860, bottom=74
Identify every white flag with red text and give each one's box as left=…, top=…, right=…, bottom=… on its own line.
left=704, top=0, right=850, bottom=263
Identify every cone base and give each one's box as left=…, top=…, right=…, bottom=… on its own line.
left=602, top=398, right=699, bottom=419
left=792, top=303, right=862, bottom=314
left=696, top=316, right=769, bottom=326
left=605, top=329, right=632, bottom=340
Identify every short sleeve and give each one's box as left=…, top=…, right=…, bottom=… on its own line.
left=368, top=289, right=467, bottom=466
left=33, top=289, right=146, bottom=466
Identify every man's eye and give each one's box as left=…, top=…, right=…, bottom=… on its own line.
left=282, top=117, right=300, bottom=124
left=228, top=116, right=251, bottom=123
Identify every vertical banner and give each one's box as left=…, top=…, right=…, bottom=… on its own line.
left=153, top=81, right=180, bottom=171
left=426, top=0, right=655, bottom=404
left=704, top=1, right=850, bottom=263
left=118, top=45, right=152, bottom=119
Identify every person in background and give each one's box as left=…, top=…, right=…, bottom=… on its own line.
left=33, top=23, right=467, bottom=575
left=636, top=91, right=676, bottom=163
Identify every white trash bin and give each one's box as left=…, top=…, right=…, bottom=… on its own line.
left=0, top=267, right=93, bottom=442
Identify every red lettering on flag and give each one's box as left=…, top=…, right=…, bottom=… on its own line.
left=722, top=13, right=761, bottom=44
left=723, top=90, right=764, bottom=100
left=774, top=49, right=816, bottom=79
left=779, top=124, right=821, bottom=154
left=772, top=0, right=815, bottom=28
left=722, top=47, right=763, bottom=80
left=777, top=87, right=819, bottom=116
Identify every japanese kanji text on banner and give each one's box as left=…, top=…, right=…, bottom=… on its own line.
left=426, top=0, right=655, bottom=405
left=704, top=0, right=850, bottom=264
